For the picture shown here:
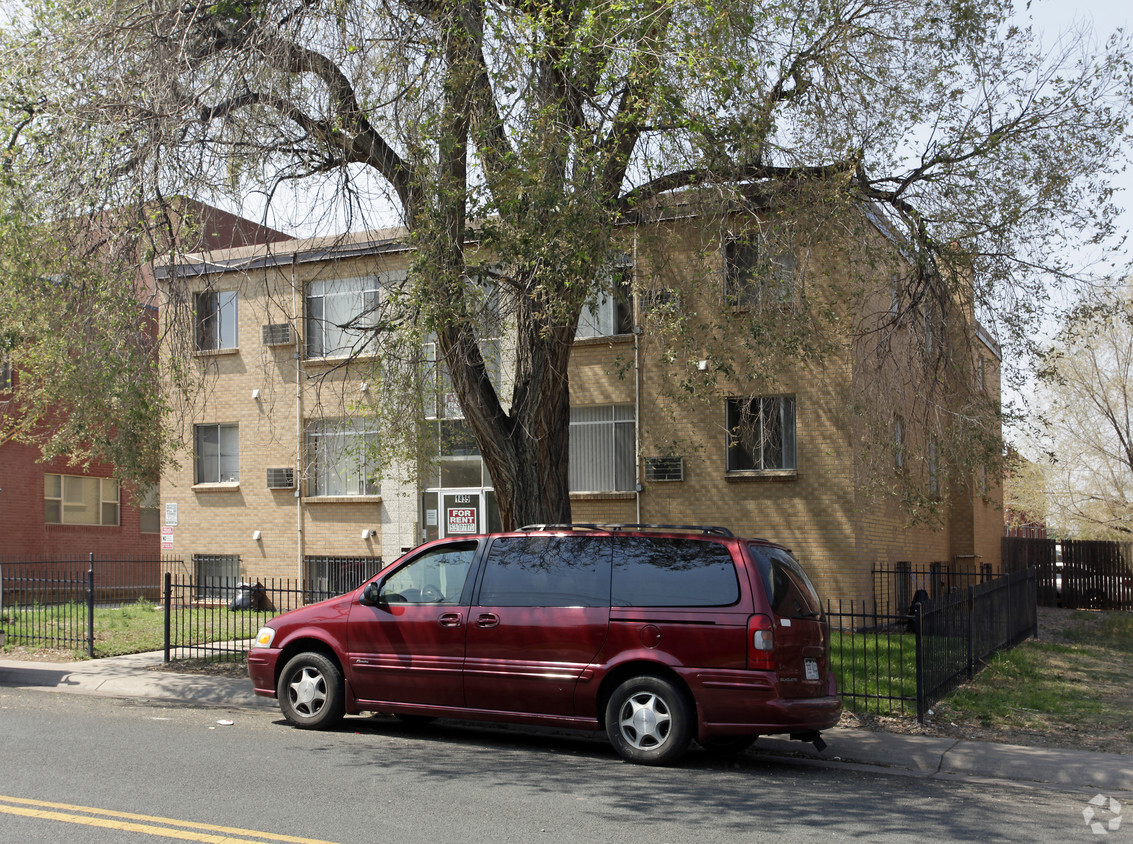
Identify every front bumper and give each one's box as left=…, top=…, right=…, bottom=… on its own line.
left=246, top=648, right=282, bottom=698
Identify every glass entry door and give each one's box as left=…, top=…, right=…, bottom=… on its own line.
left=422, top=489, right=501, bottom=542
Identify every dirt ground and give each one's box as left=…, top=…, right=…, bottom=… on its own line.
left=841, top=607, right=1133, bottom=754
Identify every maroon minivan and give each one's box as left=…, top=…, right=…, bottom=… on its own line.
left=248, top=525, right=841, bottom=765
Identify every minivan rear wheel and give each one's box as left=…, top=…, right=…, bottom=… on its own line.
left=605, top=675, right=693, bottom=766
left=277, top=652, right=345, bottom=730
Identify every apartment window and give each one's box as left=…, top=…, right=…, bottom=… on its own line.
left=193, top=553, right=240, bottom=601
left=194, top=290, right=238, bottom=351
left=724, top=233, right=795, bottom=308
left=195, top=424, right=240, bottom=483
left=976, top=356, right=985, bottom=392
left=928, top=441, right=939, bottom=495
left=576, top=263, right=633, bottom=339
left=569, top=405, right=635, bottom=492
left=306, top=276, right=382, bottom=358
left=138, top=483, right=161, bottom=533
left=44, top=474, right=120, bottom=526
left=0, top=356, right=11, bottom=390
left=725, top=396, right=797, bottom=472
left=307, top=417, right=380, bottom=497
left=422, top=337, right=501, bottom=421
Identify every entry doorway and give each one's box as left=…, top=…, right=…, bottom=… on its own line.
left=421, top=489, right=502, bottom=542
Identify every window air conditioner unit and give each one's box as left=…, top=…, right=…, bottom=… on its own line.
left=262, top=323, right=294, bottom=346
left=266, top=467, right=296, bottom=489
left=644, top=456, right=684, bottom=482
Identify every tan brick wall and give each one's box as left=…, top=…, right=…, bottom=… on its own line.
left=159, top=217, right=1003, bottom=603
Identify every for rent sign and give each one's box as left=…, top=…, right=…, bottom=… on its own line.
left=447, top=507, right=478, bottom=534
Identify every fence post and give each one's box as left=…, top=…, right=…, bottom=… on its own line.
left=163, top=572, right=172, bottom=664
left=967, top=585, right=975, bottom=680
left=87, top=553, right=95, bottom=659
left=914, top=606, right=926, bottom=724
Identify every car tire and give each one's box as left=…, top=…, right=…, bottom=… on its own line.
left=277, top=652, right=345, bottom=730
left=605, top=675, right=693, bottom=766
left=699, top=735, right=758, bottom=755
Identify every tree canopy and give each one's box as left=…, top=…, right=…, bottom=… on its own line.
left=1009, top=282, right=1133, bottom=539
left=2, top=0, right=1130, bottom=525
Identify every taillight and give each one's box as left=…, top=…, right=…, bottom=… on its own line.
left=747, top=614, right=775, bottom=671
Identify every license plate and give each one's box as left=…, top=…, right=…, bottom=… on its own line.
left=804, top=658, right=819, bottom=681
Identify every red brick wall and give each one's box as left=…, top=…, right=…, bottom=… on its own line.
left=0, top=440, right=159, bottom=559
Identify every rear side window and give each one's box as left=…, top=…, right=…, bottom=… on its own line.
left=612, top=537, right=739, bottom=607
left=749, top=546, right=822, bottom=619
left=478, top=535, right=612, bottom=607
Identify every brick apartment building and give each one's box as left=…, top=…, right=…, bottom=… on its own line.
left=0, top=201, right=288, bottom=560
left=155, top=209, right=1003, bottom=604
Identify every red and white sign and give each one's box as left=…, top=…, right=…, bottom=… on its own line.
left=161, top=525, right=175, bottom=551
left=446, top=507, right=478, bottom=534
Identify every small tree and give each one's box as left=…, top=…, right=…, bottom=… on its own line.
left=1014, top=283, right=1133, bottom=539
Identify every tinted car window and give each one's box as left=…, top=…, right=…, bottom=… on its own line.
left=381, top=542, right=476, bottom=604
left=477, top=535, right=612, bottom=607
left=612, top=537, right=739, bottom=607
left=749, top=545, right=822, bottom=618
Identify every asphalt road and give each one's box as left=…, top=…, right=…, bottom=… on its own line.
left=0, top=687, right=1109, bottom=843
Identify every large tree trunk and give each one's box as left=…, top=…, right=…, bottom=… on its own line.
left=437, top=293, right=576, bottom=531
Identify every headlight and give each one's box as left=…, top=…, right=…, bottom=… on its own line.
left=252, top=626, right=276, bottom=648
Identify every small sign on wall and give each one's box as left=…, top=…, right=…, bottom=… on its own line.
left=161, top=525, right=175, bottom=550
left=165, top=502, right=178, bottom=526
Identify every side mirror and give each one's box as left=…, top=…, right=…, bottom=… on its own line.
left=359, top=581, right=386, bottom=608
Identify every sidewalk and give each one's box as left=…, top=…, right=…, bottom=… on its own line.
left=2, top=651, right=1130, bottom=793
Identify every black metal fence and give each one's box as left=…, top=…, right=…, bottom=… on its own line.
left=0, top=555, right=173, bottom=657
left=4, top=552, right=1038, bottom=724
left=828, top=567, right=1038, bottom=721
left=162, top=562, right=385, bottom=662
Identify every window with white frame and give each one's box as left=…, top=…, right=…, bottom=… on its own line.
left=195, top=423, right=240, bottom=483
left=306, top=417, right=381, bottom=496
left=138, top=483, right=161, bottom=533
left=306, top=276, right=384, bottom=358
left=576, top=263, right=633, bottom=339
left=724, top=232, right=795, bottom=309
left=725, top=396, right=797, bottom=472
left=44, top=474, right=120, bottom=526
left=194, top=290, right=238, bottom=351
left=569, top=405, right=635, bottom=492
left=421, top=337, right=502, bottom=421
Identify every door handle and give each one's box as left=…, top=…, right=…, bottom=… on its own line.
left=438, top=612, right=463, bottom=628
left=475, top=612, right=500, bottom=629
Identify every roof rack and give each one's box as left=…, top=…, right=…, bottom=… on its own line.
left=518, top=523, right=734, bottom=538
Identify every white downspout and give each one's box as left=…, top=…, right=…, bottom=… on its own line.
left=293, top=254, right=304, bottom=576
left=633, top=228, right=642, bottom=524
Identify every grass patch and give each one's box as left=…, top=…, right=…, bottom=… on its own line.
left=929, top=608, right=1132, bottom=752
left=828, top=629, right=918, bottom=717
left=2, top=598, right=267, bottom=658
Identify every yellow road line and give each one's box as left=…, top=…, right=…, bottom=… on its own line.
left=0, top=795, right=340, bottom=844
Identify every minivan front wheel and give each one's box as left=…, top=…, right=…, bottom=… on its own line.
left=278, top=652, right=345, bottom=730
left=605, top=675, right=693, bottom=765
